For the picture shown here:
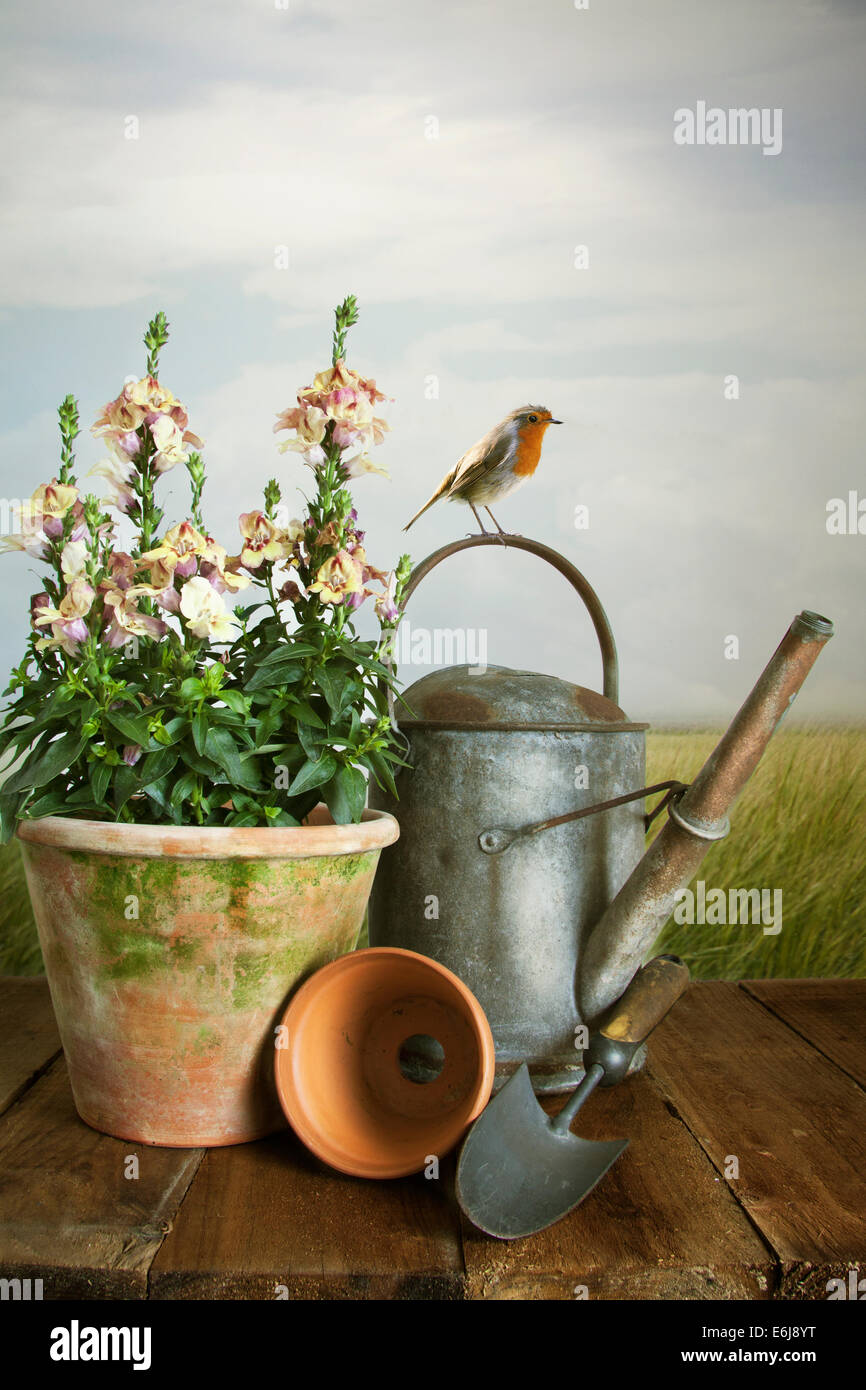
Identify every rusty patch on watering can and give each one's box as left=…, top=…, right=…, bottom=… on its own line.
left=571, top=684, right=625, bottom=722
left=420, top=690, right=492, bottom=723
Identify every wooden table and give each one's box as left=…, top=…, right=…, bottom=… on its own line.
left=1, top=976, right=863, bottom=1301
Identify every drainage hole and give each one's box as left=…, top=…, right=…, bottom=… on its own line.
left=398, top=1034, right=445, bottom=1085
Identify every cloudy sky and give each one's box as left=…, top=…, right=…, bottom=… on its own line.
left=0, top=0, right=863, bottom=722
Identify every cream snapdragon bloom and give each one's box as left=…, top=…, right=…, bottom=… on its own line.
left=179, top=576, right=239, bottom=642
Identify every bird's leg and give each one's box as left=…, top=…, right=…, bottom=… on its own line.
left=485, top=507, right=513, bottom=544
left=468, top=503, right=491, bottom=537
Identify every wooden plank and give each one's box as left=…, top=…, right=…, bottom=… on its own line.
left=150, top=1126, right=464, bottom=1300
left=648, top=981, right=866, bottom=1299
left=0, top=1058, right=203, bottom=1299
left=0, top=977, right=61, bottom=1115
left=461, top=1065, right=774, bottom=1300
left=742, top=978, right=866, bottom=1090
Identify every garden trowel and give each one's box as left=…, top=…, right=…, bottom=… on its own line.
left=456, top=954, right=690, bottom=1240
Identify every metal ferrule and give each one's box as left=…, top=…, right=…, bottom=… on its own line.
left=666, top=789, right=730, bottom=842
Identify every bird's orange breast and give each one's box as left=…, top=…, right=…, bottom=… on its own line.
left=511, top=424, right=547, bottom=476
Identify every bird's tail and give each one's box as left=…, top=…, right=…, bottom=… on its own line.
left=403, top=474, right=453, bottom=532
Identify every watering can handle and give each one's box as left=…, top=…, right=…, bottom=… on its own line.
left=387, top=535, right=619, bottom=714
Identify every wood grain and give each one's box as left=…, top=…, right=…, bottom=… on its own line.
left=0, top=976, right=863, bottom=1301
left=0, top=1057, right=203, bottom=1298
left=150, top=1125, right=464, bottom=1299
left=648, top=981, right=866, bottom=1298
left=742, top=978, right=866, bottom=1089
left=461, top=1066, right=774, bottom=1301
left=0, top=977, right=61, bottom=1115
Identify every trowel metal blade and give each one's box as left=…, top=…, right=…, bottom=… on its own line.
left=456, top=1063, right=628, bottom=1240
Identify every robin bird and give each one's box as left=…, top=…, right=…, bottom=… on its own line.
left=403, top=404, right=562, bottom=538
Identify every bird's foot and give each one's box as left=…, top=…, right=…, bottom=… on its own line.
left=466, top=529, right=506, bottom=544
left=464, top=529, right=518, bottom=545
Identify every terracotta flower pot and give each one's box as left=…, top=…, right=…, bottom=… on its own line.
left=274, top=946, right=496, bottom=1178
left=17, top=806, right=398, bottom=1147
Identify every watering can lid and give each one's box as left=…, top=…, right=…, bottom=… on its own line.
left=396, top=665, right=648, bottom=732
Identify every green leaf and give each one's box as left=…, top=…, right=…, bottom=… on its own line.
left=180, top=745, right=226, bottom=780
left=106, top=710, right=152, bottom=747
left=323, top=764, right=367, bottom=825
left=145, top=779, right=170, bottom=813
left=313, top=665, right=342, bottom=715
left=338, top=642, right=393, bottom=679
left=209, top=711, right=252, bottom=739
left=202, top=662, right=226, bottom=695
left=1, top=731, right=87, bottom=796
left=257, top=643, right=317, bottom=667
left=89, top=760, right=113, bottom=806
left=0, top=790, right=22, bottom=844
left=66, top=785, right=101, bottom=807
left=140, top=746, right=179, bottom=786
left=337, top=679, right=364, bottom=716
left=170, top=770, right=199, bottom=807
left=180, top=677, right=205, bottom=702
left=233, top=601, right=273, bottom=622
left=287, top=753, right=338, bottom=797
left=192, top=709, right=209, bottom=756
left=298, top=722, right=323, bottom=761
left=219, top=691, right=249, bottom=716
left=205, top=726, right=262, bottom=790
left=246, top=663, right=305, bottom=693
left=252, top=705, right=283, bottom=745
left=1, top=726, right=52, bottom=769
left=159, top=717, right=188, bottom=746
left=364, top=748, right=399, bottom=799
left=23, top=789, right=77, bottom=819
left=283, top=697, right=325, bottom=729
left=4, top=688, right=79, bottom=747
left=113, top=763, right=141, bottom=814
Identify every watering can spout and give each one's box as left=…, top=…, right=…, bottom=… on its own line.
left=580, top=610, right=834, bottom=1023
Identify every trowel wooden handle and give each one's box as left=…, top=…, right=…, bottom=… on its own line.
left=600, top=955, right=690, bottom=1047
left=583, top=955, right=689, bottom=1086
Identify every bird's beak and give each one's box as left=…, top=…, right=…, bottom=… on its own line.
left=549, top=418, right=562, bottom=425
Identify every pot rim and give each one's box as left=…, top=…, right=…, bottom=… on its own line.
left=16, top=804, right=399, bottom=860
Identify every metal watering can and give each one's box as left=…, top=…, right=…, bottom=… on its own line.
left=368, top=535, right=833, bottom=1092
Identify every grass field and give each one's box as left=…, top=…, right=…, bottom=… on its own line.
left=646, top=726, right=866, bottom=979
left=1, top=727, right=864, bottom=979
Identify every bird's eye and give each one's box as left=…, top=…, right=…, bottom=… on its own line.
left=528, top=413, right=538, bottom=423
